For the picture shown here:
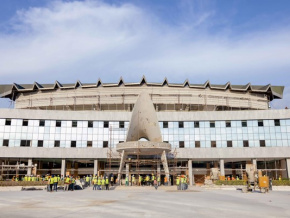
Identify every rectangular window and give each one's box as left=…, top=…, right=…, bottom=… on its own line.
left=210, top=121, right=215, bottom=128
left=258, top=120, right=264, bottom=127
left=260, top=140, right=266, bottom=147
left=37, top=140, right=43, bottom=147
left=20, top=140, right=31, bottom=147
left=163, top=121, right=168, bottom=128
left=54, top=141, right=60, bottom=147
left=88, top=121, right=93, bottom=128
left=3, top=140, right=9, bottom=147
left=274, top=119, right=280, bottom=126
left=104, top=121, right=109, bottom=128
left=242, top=120, right=247, bottom=127
left=5, top=119, right=11, bottom=126
left=178, top=121, right=184, bottom=128
left=22, top=119, right=28, bottom=126
left=72, top=121, right=78, bottom=127
left=164, top=141, right=169, bottom=143
left=179, top=141, right=185, bottom=148
left=195, top=141, right=200, bottom=148
left=194, top=121, right=199, bottom=128
left=119, top=141, right=124, bottom=143
left=119, top=121, right=125, bottom=128
left=39, top=120, right=45, bottom=127
left=227, top=141, right=232, bottom=147
left=243, top=140, right=249, bottom=147
left=226, top=121, right=231, bottom=128
left=211, top=141, right=216, bottom=148
left=103, top=141, right=108, bottom=148
left=71, top=141, right=76, bottom=148
left=56, top=120, right=62, bottom=127
left=87, top=141, right=92, bottom=147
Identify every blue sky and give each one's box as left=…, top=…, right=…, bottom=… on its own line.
left=0, top=0, right=290, bottom=108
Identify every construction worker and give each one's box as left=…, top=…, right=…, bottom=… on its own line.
left=101, top=176, right=105, bottom=190
left=146, top=175, right=150, bottom=186
left=86, top=175, right=90, bottom=187
left=164, top=176, right=168, bottom=186
left=110, top=175, right=114, bottom=186
left=236, top=176, right=240, bottom=180
left=97, top=176, right=101, bottom=190
left=139, top=175, right=142, bottom=186
left=105, top=176, right=109, bottom=190
left=71, top=176, right=75, bottom=191
left=125, top=176, right=129, bottom=186
left=279, top=175, right=282, bottom=181
left=176, top=176, right=180, bottom=190
left=53, top=174, right=59, bottom=191
left=49, top=175, right=54, bottom=192
left=64, top=175, right=70, bottom=191
left=93, top=176, right=98, bottom=190
left=180, top=176, right=184, bottom=190
left=157, top=176, right=161, bottom=186
left=132, top=175, right=135, bottom=186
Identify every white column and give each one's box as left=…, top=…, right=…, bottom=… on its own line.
left=61, top=159, right=66, bottom=177
left=93, top=159, right=98, bottom=176
left=157, top=162, right=161, bottom=178
left=220, top=159, right=225, bottom=176
left=188, top=160, right=193, bottom=186
left=126, top=163, right=129, bottom=178
left=252, top=159, right=257, bottom=171
left=286, top=159, right=290, bottom=179
left=27, top=159, right=32, bottom=176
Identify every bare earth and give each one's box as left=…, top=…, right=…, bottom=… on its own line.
left=0, top=186, right=289, bottom=218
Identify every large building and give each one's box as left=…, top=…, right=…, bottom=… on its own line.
left=0, top=77, right=289, bottom=185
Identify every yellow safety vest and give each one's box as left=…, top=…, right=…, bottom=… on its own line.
left=54, top=177, right=58, bottom=183
left=50, top=178, right=54, bottom=184
left=65, top=177, right=70, bottom=184
left=105, top=178, right=109, bottom=184
left=97, top=179, right=101, bottom=185
left=176, top=178, right=180, bottom=185
left=101, top=179, right=105, bottom=185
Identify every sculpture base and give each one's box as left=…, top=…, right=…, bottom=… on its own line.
left=116, top=141, right=171, bottom=155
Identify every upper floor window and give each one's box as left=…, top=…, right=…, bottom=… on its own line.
left=195, top=141, right=200, bottom=148
left=104, top=121, right=109, bottom=128
left=72, top=121, right=78, bottom=127
left=119, top=121, right=125, bottom=128
left=87, top=141, right=93, bottom=147
left=194, top=121, right=199, bottom=128
left=274, top=119, right=280, bottom=126
left=258, top=120, right=264, bottom=127
left=103, top=141, right=108, bottom=148
left=226, top=121, right=231, bottom=128
left=179, top=141, right=185, bottom=148
left=5, top=119, right=11, bottom=126
left=3, top=140, right=9, bottom=147
left=88, top=121, right=93, bottom=128
left=242, top=121, right=247, bottom=127
left=260, top=140, right=266, bottom=147
left=37, top=140, right=43, bottom=147
left=56, top=120, right=62, bottom=127
left=227, top=141, right=232, bottom=147
left=243, top=140, right=249, bottom=147
left=39, top=120, right=45, bottom=127
left=71, top=141, right=76, bottom=148
left=211, top=141, right=216, bottom=148
left=54, top=141, right=60, bottom=147
left=178, top=121, right=184, bottom=128
left=163, top=121, right=168, bottom=128
left=210, top=121, right=215, bottom=128
left=20, top=140, right=31, bottom=147
left=22, top=119, right=28, bottom=126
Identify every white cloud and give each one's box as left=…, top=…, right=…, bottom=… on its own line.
left=0, top=0, right=289, bottom=108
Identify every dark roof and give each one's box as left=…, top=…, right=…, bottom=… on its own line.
left=0, top=76, right=284, bottom=101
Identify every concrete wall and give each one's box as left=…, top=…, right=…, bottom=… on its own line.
left=1, top=108, right=290, bottom=121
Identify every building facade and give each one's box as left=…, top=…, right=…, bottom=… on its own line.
left=0, top=77, right=289, bottom=184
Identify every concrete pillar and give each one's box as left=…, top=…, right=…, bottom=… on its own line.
left=93, top=159, right=98, bottom=176
left=27, top=159, right=32, bottom=176
left=61, top=159, right=66, bottom=177
left=161, top=151, right=170, bottom=186
left=117, top=150, right=127, bottom=184
left=126, top=163, right=129, bottom=179
left=220, top=159, right=225, bottom=176
left=157, top=162, right=161, bottom=178
left=188, top=160, right=193, bottom=186
left=286, top=159, right=290, bottom=179
left=252, top=159, right=257, bottom=169
left=281, top=159, right=288, bottom=178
